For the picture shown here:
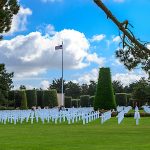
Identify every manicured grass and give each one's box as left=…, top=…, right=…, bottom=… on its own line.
left=0, top=117, right=150, bottom=150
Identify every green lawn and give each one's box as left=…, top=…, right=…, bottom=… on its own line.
left=0, top=117, right=150, bottom=150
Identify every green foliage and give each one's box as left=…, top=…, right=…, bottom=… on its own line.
left=14, top=90, right=21, bottom=108
left=43, top=90, right=51, bottom=107
left=65, top=96, right=72, bottom=108
left=80, top=84, right=89, bottom=95
left=38, top=90, right=58, bottom=108
left=49, top=89, right=58, bottom=108
left=112, top=80, right=124, bottom=94
left=80, top=95, right=90, bottom=107
left=0, top=64, right=14, bottom=105
left=94, top=67, right=116, bottom=110
left=49, top=78, right=66, bottom=93
left=0, top=0, right=19, bottom=39
left=71, top=99, right=80, bottom=108
left=8, top=90, right=15, bottom=107
left=115, top=93, right=128, bottom=106
left=132, top=78, right=150, bottom=101
left=89, top=96, right=95, bottom=107
left=0, top=90, right=6, bottom=105
left=37, top=90, right=44, bottom=108
left=0, top=106, right=15, bottom=110
left=20, top=90, right=27, bottom=109
left=8, top=90, right=15, bottom=101
left=65, top=81, right=81, bottom=99
left=88, top=81, right=97, bottom=96
left=26, top=90, right=37, bottom=108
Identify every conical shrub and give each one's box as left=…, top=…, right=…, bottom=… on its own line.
left=94, top=67, right=116, bottom=110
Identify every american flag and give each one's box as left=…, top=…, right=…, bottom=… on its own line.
left=55, top=44, right=63, bottom=50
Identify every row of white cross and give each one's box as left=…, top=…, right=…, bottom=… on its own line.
left=0, top=106, right=144, bottom=125
left=0, top=107, right=99, bottom=125
left=101, top=106, right=141, bottom=125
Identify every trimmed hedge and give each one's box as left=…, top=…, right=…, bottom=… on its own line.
left=94, top=68, right=116, bottom=110
left=115, top=93, right=132, bottom=106
left=14, top=90, right=21, bottom=108
left=37, top=90, right=44, bottom=108
left=8, top=90, right=15, bottom=101
left=65, top=96, right=72, bottom=108
left=124, top=112, right=150, bottom=117
left=43, top=90, right=51, bottom=107
left=71, top=99, right=80, bottom=108
left=20, top=90, right=28, bottom=109
left=26, top=90, right=37, bottom=108
left=115, top=94, right=127, bottom=106
left=49, top=89, right=58, bottom=108
left=89, top=96, right=95, bottom=107
left=0, top=106, right=15, bottom=110
left=80, top=95, right=90, bottom=107
left=43, top=90, right=58, bottom=107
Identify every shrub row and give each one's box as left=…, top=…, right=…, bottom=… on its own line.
left=64, top=95, right=95, bottom=108
left=8, top=89, right=58, bottom=109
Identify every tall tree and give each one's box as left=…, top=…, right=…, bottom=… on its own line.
left=0, top=0, right=20, bottom=39
left=94, top=0, right=150, bottom=77
left=65, top=81, right=81, bottom=99
left=112, top=80, right=124, bottom=94
left=81, top=83, right=89, bottom=95
left=88, top=80, right=97, bottom=96
left=132, top=78, right=150, bottom=101
left=49, top=78, right=66, bottom=93
left=0, top=64, right=13, bottom=104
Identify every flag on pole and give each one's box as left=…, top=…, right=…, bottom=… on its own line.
left=55, top=44, right=63, bottom=50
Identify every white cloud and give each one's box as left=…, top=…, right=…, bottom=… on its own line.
left=78, top=68, right=99, bottom=84
left=90, top=34, right=106, bottom=42
left=41, top=0, right=62, bottom=2
left=45, top=24, right=56, bottom=35
left=112, top=71, right=148, bottom=86
left=86, top=53, right=105, bottom=66
left=112, top=36, right=121, bottom=43
left=4, top=6, right=32, bottom=35
left=147, top=44, right=150, bottom=50
left=40, top=80, right=50, bottom=90
left=0, top=29, right=105, bottom=78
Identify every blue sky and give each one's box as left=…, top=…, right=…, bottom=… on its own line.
left=0, top=0, right=149, bottom=89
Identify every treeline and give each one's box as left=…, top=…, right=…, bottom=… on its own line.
left=49, top=77, right=150, bottom=106
left=64, top=95, right=95, bottom=108
left=0, top=64, right=150, bottom=109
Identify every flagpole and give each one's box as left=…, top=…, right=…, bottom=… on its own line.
left=61, top=41, right=63, bottom=106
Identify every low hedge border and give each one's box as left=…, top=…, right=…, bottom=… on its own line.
left=111, top=112, right=150, bottom=117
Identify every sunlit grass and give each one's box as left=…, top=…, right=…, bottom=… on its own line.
left=0, top=117, right=150, bottom=150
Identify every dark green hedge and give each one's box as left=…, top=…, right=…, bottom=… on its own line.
left=71, top=99, right=80, bottom=108
left=115, top=94, right=127, bottom=106
left=89, top=96, right=95, bottom=107
left=43, top=90, right=51, bottom=106
left=37, top=90, right=44, bottom=108
left=14, top=90, right=21, bottom=108
left=80, top=95, right=90, bottom=107
left=26, top=90, right=37, bottom=108
left=20, top=90, right=28, bottom=109
left=43, top=90, right=58, bottom=107
left=49, top=89, right=58, bottom=108
left=94, top=68, right=116, bottom=110
left=65, top=96, right=72, bottom=108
